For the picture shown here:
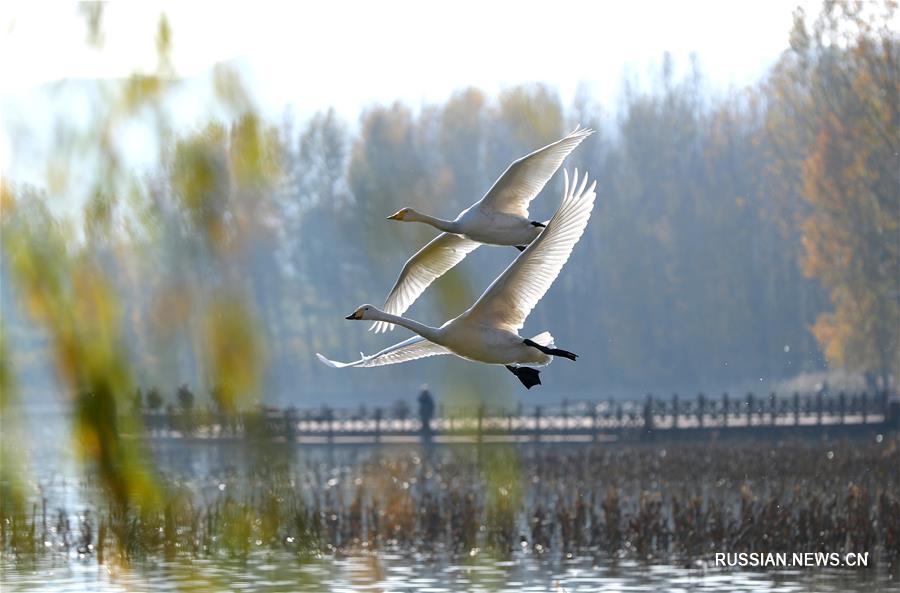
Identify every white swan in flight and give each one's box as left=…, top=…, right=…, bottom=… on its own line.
left=372, top=126, right=594, bottom=333
left=317, top=169, right=597, bottom=389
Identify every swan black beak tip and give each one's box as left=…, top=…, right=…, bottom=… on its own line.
left=345, top=314, right=355, bottom=320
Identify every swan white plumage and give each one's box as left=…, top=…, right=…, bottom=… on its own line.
left=372, top=126, right=594, bottom=333
left=317, top=169, right=597, bottom=389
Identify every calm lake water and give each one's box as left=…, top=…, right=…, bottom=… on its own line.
left=2, top=412, right=897, bottom=592
left=3, top=551, right=896, bottom=592
left=2, top=553, right=900, bottom=593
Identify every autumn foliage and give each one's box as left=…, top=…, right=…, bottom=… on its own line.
left=768, top=0, right=899, bottom=389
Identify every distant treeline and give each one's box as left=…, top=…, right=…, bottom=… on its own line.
left=2, top=1, right=896, bottom=405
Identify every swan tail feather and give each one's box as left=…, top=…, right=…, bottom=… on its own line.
left=529, top=331, right=555, bottom=349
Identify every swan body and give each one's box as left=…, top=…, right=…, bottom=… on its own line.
left=374, top=126, right=594, bottom=333
left=430, top=320, right=551, bottom=366
left=317, top=169, right=597, bottom=388
left=395, top=207, right=543, bottom=246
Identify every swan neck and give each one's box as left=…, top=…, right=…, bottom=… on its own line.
left=412, top=211, right=458, bottom=233
left=377, top=311, right=441, bottom=342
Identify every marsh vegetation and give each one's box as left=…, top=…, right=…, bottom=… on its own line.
left=3, top=438, right=897, bottom=572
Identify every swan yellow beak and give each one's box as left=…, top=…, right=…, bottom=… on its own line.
left=387, top=210, right=406, bottom=221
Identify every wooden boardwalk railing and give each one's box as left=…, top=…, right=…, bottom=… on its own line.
left=142, top=391, right=900, bottom=445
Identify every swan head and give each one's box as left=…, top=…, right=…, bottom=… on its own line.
left=345, top=304, right=378, bottom=321
left=387, top=207, right=416, bottom=222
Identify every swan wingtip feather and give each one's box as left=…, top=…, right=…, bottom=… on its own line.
left=316, top=353, right=342, bottom=368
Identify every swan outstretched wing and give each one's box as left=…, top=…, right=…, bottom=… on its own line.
left=371, top=233, right=480, bottom=333
left=317, top=335, right=451, bottom=368
left=477, top=126, right=593, bottom=218
left=464, top=168, right=596, bottom=332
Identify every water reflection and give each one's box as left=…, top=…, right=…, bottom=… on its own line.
left=2, top=551, right=894, bottom=592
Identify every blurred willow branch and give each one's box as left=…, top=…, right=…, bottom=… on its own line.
left=0, top=7, right=279, bottom=559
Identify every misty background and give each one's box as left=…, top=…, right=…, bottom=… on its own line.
left=1, top=1, right=897, bottom=409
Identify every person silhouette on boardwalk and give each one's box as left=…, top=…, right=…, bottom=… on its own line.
left=418, top=384, right=435, bottom=445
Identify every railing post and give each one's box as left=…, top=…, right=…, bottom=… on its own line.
left=697, top=393, right=705, bottom=428
left=886, top=391, right=900, bottom=429
left=591, top=403, right=597, bottom=442
left=672, top=394, right=680, bottom=429
left=793, top=392, right=800, bottom=426
left=861, top=392, right=868, bottom=424
left=816, top=390, right=824, bottom=425
left=374, top=408, right=382, bottom=443
left=838, top=391, right=846, bottom=425
left=477, top=405, right=484, bottom=444
left=643, top=395, right=654, bottom=438
left=722, top=392, right=729, bottom=427
left=534, top=406, right=542, bottom=442
left=769, top=392, right=777, bottom=426
left=284, top=408, right=297, bottom=441
left=746, top=393, right=754, bottom=427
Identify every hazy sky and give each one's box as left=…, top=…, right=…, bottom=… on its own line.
left=1, top=0, right=824, bottom=188
left=2, top=1, right=823, bottom=108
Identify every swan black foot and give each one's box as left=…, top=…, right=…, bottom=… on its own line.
left=523, top=339, right=578, bottom=361
left=530, top=221, right=546, bottom=228
left=514, top=245, right=527, bottom=252
left=506, top=365, right=541, bottom=389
